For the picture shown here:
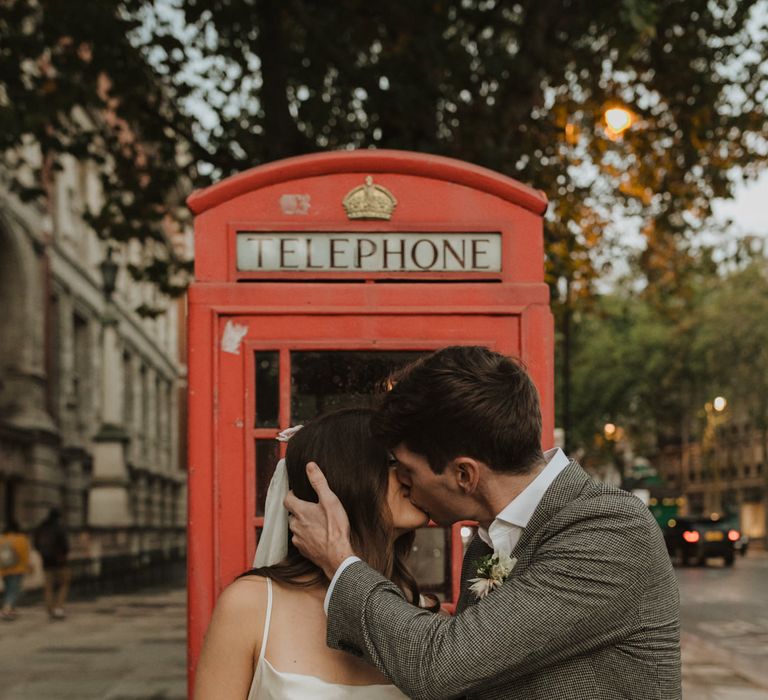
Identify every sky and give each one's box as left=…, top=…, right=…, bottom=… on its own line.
left=713, top=172, right=768, bottom=236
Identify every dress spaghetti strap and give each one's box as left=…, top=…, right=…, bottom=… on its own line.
left=258, top=578, right=273, bottom=664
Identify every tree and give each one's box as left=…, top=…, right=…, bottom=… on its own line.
left=0, top=0, right=195, bottom=299
left=2, top=0, right=766, bottom=302
left=566, top=289, right=709, bottom=462
left=568, top=246, right=768, bottom=486
left=176, top=0, right=767, bottom=280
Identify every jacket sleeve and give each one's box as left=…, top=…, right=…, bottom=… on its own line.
left=326, top=496, right=659, bottom=700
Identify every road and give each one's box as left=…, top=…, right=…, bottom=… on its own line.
left=678, top=548, right=768, bottom=699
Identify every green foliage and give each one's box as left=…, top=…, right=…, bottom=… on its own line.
left=694, top=256, right=768, bottom=432
left=568, top=254, right=768, bottom=463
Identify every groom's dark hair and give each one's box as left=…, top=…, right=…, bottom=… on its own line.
left=372, top=346, right=544, bottom=474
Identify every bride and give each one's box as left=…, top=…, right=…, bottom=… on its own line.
left=194, top=407, right=430, bottom=699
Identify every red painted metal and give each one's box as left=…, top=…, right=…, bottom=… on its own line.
left=187, top=150, right=552, bottom=693
left=187, top=149, right=547, bottom=218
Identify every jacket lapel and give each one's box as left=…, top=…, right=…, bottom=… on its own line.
left=510, top=459, right=592, bottom=566
left=457, top=534, right=493, bottom=612
left=456, top=460, right=592, bottom=610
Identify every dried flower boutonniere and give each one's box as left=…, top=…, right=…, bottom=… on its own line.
left=468, top=551, right=517, bottom=600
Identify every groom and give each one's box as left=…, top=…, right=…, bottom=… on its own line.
left=285, top=346, right=681, bottom=700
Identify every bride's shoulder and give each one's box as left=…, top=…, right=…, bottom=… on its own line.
left=214, top=575, right=271, bottom=619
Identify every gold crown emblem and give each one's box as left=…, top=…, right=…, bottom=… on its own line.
left=342, top=176, right=397, bottom=220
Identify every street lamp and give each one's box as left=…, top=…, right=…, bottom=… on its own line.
left=703, top=395, right=729, bottom=515
left=703, top=396, right=729, bottom=447
left=99, top=246, right=119, bottom=300
left=603, top=105, right=635, bottom=139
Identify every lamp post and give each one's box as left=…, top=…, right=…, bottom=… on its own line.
left=89, top=244, right=131, bottom=528
left=558, top=103, right=637, bottom=451
left=703, top=396, right=728, bottom=516
left=602, top=422, right=627, bottom=487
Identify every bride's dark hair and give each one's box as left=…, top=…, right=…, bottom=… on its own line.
left=241, top=407, right=420, bottom=603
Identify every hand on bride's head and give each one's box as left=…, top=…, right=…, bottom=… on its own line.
left=284, top=462, right=355, bottom=579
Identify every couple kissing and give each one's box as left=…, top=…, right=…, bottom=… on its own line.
left=195, top=346, right=681, bottom=700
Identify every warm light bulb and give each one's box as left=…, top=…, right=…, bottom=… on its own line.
left=603, top=107, right=636, bottom=139
left=713, top=396, right=727, bottom=412
left=604, top=422, right=617, bottom=437
left=604, top=107, right=634, bottom=137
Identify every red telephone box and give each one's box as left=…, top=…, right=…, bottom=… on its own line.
left=186, top=149, right=552, bottom=681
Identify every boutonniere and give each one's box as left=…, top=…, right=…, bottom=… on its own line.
left=468, top=551, right=517, bottom=600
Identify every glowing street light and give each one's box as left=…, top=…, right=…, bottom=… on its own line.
left=713, top=396, right=727, bottom=413
left=604, top=106, right=635, bottom=139
left=604, top=422, right=617, bottom=438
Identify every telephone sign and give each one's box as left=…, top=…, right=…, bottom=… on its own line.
left=236, top=231, right=502, bottom=273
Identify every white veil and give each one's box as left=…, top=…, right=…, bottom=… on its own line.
left=253, top=458, right=290, bottom=567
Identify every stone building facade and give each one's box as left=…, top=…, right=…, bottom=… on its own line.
left=653, top=427, right=767, bottom=544
left=0, top=150, right=188, bottom=582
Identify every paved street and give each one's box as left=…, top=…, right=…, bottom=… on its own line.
left=0, top=586, right=186, bottom=700
left=1, top=554, right=767, bottom=699
left=678, top=548, right=768, bottom=699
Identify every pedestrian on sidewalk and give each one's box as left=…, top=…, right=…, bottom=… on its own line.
left=33, top=509, right=70, bottom=620
left=0, top=518, right=31, bottom=621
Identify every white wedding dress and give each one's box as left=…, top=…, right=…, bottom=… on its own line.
left=246, top=579, right=408, bottom=699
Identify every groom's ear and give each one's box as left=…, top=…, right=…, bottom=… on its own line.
left=449, top=457, right=482, bottom=495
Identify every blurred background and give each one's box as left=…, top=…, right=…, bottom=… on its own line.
left=0, top=1, right=767, bottom=698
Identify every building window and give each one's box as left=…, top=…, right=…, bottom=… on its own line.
left=155, top=375, right=164, bottom=469
left=73, top=312, right=90, bottom=429
left=166, top=381, right=174, bottom=469
left=123, top=351, right=133, bottom=433
left=140, top=364, right=149, bottom=463
left=46, top=293, right=60, bottom=419
left=81, top=487, right=90, bottom=528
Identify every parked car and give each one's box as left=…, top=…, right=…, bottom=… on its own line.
left=664, top=516, right=740, bottom=567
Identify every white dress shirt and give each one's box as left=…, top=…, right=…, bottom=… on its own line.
left=324, top=447, right=571, bottom=613
left=476, top=447, right=570, bottom=554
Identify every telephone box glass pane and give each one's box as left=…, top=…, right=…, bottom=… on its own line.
left=255, top=351, right=280, bottom=427
left=409, top=527, right=449, bottom=600
left=256, top=439, right=281, bottom=516
left=290, top=351, right=424, bottom=423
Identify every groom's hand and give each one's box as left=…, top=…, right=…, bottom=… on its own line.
left=284, top=462, right=355, bottom=579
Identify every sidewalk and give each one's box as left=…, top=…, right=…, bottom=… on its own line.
left=2, top=583, right=767, bottom=699
left=0, top=587, right=186, bottom=700
left=683, top=631, right=768, bottom=700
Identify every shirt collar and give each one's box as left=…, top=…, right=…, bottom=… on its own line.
left=478, top=447, right=570, bottom=548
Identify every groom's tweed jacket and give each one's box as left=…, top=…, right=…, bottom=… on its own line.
left=327, top=461, right=681, bottom=700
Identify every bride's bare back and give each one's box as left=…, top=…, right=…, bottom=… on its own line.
left=248, top=575, right=389, bottom=684
left=194, top=575, right=393, bottom=699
